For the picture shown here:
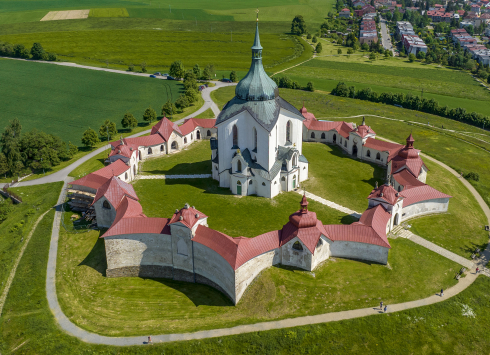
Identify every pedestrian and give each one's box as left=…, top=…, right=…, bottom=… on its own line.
left=384, top=305, right=388, bottom=313
left=441, top=288, right=444, bottom=297
left=476, top=267, right=480, bottom=274
left=380, top=301, right=383, bottom=309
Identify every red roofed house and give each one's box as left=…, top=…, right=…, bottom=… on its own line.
left=339, top=8, right=352, bottom=18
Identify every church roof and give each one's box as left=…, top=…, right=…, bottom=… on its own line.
left=151, top=117, right=182, bottom=140
left=70, top=159, right=130, bottom=191
left=393, top=169, right=425, bottom=188
left=368, top=183, right=403, bottom=205
left=400, top=184, right=451, bottom=206
left=169, top=203, right=208, bottom=229
left=93, top=176, right=139, bottom=208
left=239, top=148, right=282, bottom=181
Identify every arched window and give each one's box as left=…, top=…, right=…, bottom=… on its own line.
left=171, top=141, right=178, bottom=150
left=191, top=133, right=193, bottom=140
left=207, top=130, right=211, bottom=137
left=340, top=138, right=342, bottom=144
left=125, top=172, right=128, bottom=180
left=344, top=141, right=347, bottom=147
left=333, top=133, right=337, bottom=143
left=249, top=180, right=253, bottom=185
left=160, top=145, right=164, bottom=152
left=232, top=125, right=238, bottom=147
left=311, top=132, right=315, bottom=139
left=237, top=160, right=242, bottom=172
left=197, top=130, right=201, bottom=139
left=103, top=200, right=111, bottom=209
left=253, top=127, right=257, bottom=151
left=321, top=132, right=326, bottom=139
left=367, top=150, right=371, bottom=157
left=281, top=176, right=286, bottom=181
left=184, top=137, right=188, bottom=144
left=262, top=182, right=266, bottom=186
left=293, top=154, right=297, bottom=167
left=148, top=147, right=152, bottom=154
left=292, top=241, right=303, bottom=251
left=177, top=238, right=188, bottom=256
left=286, top=120, right=292, bottom=143
left=376, top=152, right=381, bottom=160
left=398, top=185, right=402, bottom=192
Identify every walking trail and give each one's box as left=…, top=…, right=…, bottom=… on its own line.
left=1, top=66, right=489, bottom=345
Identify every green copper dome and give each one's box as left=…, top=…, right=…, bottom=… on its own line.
left=235, top=21, right=278, bottom=101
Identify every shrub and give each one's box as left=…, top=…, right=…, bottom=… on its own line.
left=337, top=48, right=342, bottom=54
left=306, top=81, right=314, bottom=92
left=140, top=61, right=147, bottom=73
left=408, top=53, right=416, bottom=62
left=316, top=42, right=323, bottom=54
left=128, top=63, right=134, bottom=72
left=14, top=44, right=29, bottom=59
left=464, top=172, right=480, bottom=182
left=230, top=70, right=237, bottom=82
left=312, top=36, right=317, bottom=43
left=47, top=52, right=57, bottom=61
left=416, top=51, right=426, bottom=60
left=347, top=48, right=354, bottom=54
left=361, top=43, right=369, bottom=51
left=369, top=52, right=376, bottom=61
left=307, top=33, right=312, bottom=39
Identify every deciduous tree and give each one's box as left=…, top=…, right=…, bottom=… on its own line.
left=142, top=107, right=157, bottom=124
left=316, top=42, right=323, bottom=53
left=121, top=112, right=138, bottom=131
left=169, top=60, right=185, bottom=79
left=161, top=100, right=177, bottom=117
left=30, top=42, right=45, bottom=60
left=99, top=120, right=117, bottom=141
left=291, top=15, right=307, bottom=35
left=230, top=70, right=237, bottom=82
left=306, top=81, right=314, bottom=91
left=81, top=128, right=100, bottom=148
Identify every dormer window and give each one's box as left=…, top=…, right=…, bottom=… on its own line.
left=293, top=241, right=303, bottom=251
left=103, top=200, right=111, bottom=209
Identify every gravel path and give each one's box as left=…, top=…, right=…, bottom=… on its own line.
left=296, top=189, right=361, bottom=218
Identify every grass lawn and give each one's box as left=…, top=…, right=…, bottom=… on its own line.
left=67, top=149, right=109, bottom=179
left=194, top=108, right=215, bottom=118
left=0, top=58, right=182, bottom=145
left=56, top=178, right=459, bottom=336
left=302, top=142, right=385, bottom=212
left=0, top=199, right=486, bottom=353
left=0, top=182, right=62, bottom=299
left=409, top=160, right=488, bottom=259
left=140, top=140, right=211, bottom=175
left=0, top=31, right=299, bottom=72
left=89, top=8, right=129, bottom=17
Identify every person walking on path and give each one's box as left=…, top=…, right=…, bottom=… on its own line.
left=384, top=305, right=388, bottom=313
left=441, top=288, right=444, bottom=297
left=476, top=267, right=480, bottom=274
left=380, top=301, right=383, bottom=310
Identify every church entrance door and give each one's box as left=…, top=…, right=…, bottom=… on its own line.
left=197, top=130, right=201, bottom=139
left=237, top=181, right=242, bottom=195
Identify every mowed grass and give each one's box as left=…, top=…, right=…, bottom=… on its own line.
left=302, top=143, right=385, bottom=212
left=0, top=197, right=487, bottom=353
left=0, top=31, right=299, bottom=71
left=56, top=178, right=459, bottom=336
left=0, top=182, right=62, bottom=299
left=141, top=140, right=211, bottom=175
left=89, top=8, right=129, bottom=17
left=0, top=58, right=181, bottom=145
left=67, top=150, right=109, bottom=178
left=409, top=160, right=488, bottom=259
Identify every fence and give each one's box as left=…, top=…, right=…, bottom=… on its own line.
left=1, top=184, right=23, bottom=203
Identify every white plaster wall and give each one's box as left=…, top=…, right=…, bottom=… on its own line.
left=193, top=242, right=236, bottom=303
left=401, top=198, right=450, bottom=221
left=418, top=166, right=428, bottom=183
left=170, top=224, right=194, bottom=273
left=138, top=144, right=166, bottom=160
left=212, top=162, right=219, bottom=181
left=280, top=237, right=313, bottom=271
left=93, top=196, right=117, bottom=228
left=330, top=241, right=389, bottom=264
left=299, top=161, right=309, bottom=182
left=105, top=233, right=172, bottom=270
left=276, top=109, right=304, bottom=154
left=361, top=148, right=387, bottom=166
left=235, top=249, right=281, bottom=303
left=310, top=236, right=331, bottom=270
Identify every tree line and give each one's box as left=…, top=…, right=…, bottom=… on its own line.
left=0, top=119, right=78, bottom=178
left=0, top=42, right=57, bottom=61
left=331, top=82, right=490, bottom=129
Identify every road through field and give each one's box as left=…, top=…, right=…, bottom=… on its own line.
left=379, top=18, right=393, bottom=54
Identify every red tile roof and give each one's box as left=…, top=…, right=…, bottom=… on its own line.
left=111, top=134, right=165, bottom=151
left=70, top=159, right=129, bottom=190
left=169, top=204, right=208, bottom=229
left=368, top=183, right=403, bottom=205
left=401, top=185, right=451, bottom=206
left=300, top=105, right=316, bottom=121
left=93, top=176, right=138, bottom=208
left=391, top=154, right=426, bottom=177
left=109, top=143, right=138, bottom=159
left=324, top=219, right=391, bottom=249
left=151, top=117, right=182, bottom=141
left=102, top=216, right=170, bottom=238
left=354, top=124, right=376, bottom=138
left=364, top=138, right=403, bottom=160
left=393, top=169, right=425, bottom=188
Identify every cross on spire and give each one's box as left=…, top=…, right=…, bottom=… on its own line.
left=256, top=8, right=259, bottom=21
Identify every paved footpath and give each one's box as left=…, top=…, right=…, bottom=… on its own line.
left=296, top=189, right=361, bottom=219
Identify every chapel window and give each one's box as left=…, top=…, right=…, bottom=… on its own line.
left=160, top=145, right=164, bottom=152
left=376, top=152, right=381, bottom=160
left=321, top=132, right=326, bottom=139
left=311, top=132, right=315, bottom=139
left=103, top=200, right=111, bottom=209
left=286, top=121, right=292, bottom=143
left=237, top=160, right=242, bottom=173
left=184, top=137, right=188, bottom=144
left=281, top=176, right=286, bottom=181
left=233, top=125, right=238, bottom=147
left=293, top=241, right=303, bottom=251
left=253, top=127, right=257, bottom=151
left=367, top=150, right=371, bottom=157
left=148, top=147, right=152, bottom=154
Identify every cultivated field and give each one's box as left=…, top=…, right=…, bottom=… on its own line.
left=40, top=9, right=89, bottom=21
left=0, top=58, right=182, bottom=145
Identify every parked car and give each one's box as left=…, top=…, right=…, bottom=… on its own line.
left=153, top=72, right=162, bottom=76
left=166, top=76, right=175, bottom=80
left=163, top=73, right=169, bottom=76
left=221, top=78, right=232, bottom=83
left=149, top=75, right=157, bottom=78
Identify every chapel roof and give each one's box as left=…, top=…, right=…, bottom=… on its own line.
left=70, top=159, right=130, bottom=191
left=151, top=117, right=182, bottom=140
left=93, top=176, right=139, bottom=208
left=169, top=203, right=208, bottom=229
left=368, top=183, right=403, bottom=205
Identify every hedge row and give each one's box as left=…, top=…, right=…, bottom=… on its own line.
left=331, top=82, right=490, bottom=128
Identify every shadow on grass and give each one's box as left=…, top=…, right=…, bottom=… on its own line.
left=78, top=231, right=107, bottom=276
left=144, top=160, right=211, bottom=176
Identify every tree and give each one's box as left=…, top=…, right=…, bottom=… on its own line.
left=416, top=51, right=426, bottom=60
left=185, top=89, right=199, bottom=103
left=161, top=100, right=177, bottom=117
left=291, top=15, right=307, bottom=35
left=408, top=53, right=416, bottom=62
left=331, top=82, right=349, bottom=96
left=369, top=52, right=376, bottom=61
left=81, top=128, right=100, bottom=148
left=312, top=36, right=317, bottom=43
left=99, top=120, right=117, bottom=141
left=175, top=95, right=190, bottom=112
left=183, top=70, right=198, bottom=92
left=337, top=48, right=342, bottom=55
left=121, top=112, right=138, bottom=131
left=30, top=42, right=45, bottom=60
left=67, top=141, right=78, bottom=158
left=307, top=33, right=312, bottom=39
left=0, top=152, right=8, bottom=177
left=13, top=44, right=29, bottom=59
left=128, top=63, right=134, bottom=72
left=140, top=61, right=147, bottom=73
left=47, top=52, right=57, bottom=61
left=169, top=60, right=185, bottom=79
left=487, top=76, right=490, bottom=85
left=347, top=48, right=354, bottom=55
left=193, top=64, right=201, bottom=79
left=143, top=106, right=157, bottom=124
left=316, top=42, right=323, bottom=54
left=230, top=70, right=237, bottom=82
left=361, top=43, right=369, bottom=51
left=306, top=81, right=314, bottom=92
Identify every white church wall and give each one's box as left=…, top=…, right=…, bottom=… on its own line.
left=93, top=196, right=118, bottom=228
left=277, top=109, right=304, bottom=153
left=219, top=169, right=231, bottom=188
left=235, top=248, right=280, bottom=303
left=105, top=233, right=173, bottom=275
left=329, top=240, right=389, bottom=264
left=361, top=148, right=388, bottom=166
left=212, top=163, right=219, bottom=181
left=168, top=131, right=183, bottom=153
left=138, top=144, right=166, bottom=160
left=170, top=224, right=195, bottom=282
left=193, top=242, right=237, bottom=304
left=310, top=236, right=331, bottom=270
left=280, top=237, right=313, bottom=271
left=418, top=166, right=428, bottom=183
left=299, top=161, right=309, bottom=182
left=271, top=177, right=281, bottom=198
left=401, top=198, right=450, bottom=221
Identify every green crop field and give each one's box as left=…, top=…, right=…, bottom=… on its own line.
left=0, top=58, right=182, bottom=145
left=0, top=31, right=300, bottom=71
left=89, top=8, right=129, bottom=18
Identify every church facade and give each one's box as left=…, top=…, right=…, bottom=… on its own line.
left=211, top=21, right=309, bottom=198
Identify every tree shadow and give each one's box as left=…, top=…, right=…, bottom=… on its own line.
left=78, top=231, right=107, bottom=276
left=341, top=214, right=359, bottom=224
left=143, top=160, right=211, bottom=176
left=164, top=178, right=234, bottom=196
left=461, top=239, right=488, bottom=259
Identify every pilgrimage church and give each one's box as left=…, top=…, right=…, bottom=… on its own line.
left=211, top=19, right=309, bottom=198
left=66, top=20, right=453, bottom=305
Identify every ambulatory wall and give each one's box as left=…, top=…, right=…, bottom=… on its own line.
left=401, top=198, right=449, bottom=221
left=330, top=240, right=389, bottom=264
left=193, top=242, right=236, bottom=303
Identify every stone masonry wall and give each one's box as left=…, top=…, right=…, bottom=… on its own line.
left=330, top=241, right=389, bottom=264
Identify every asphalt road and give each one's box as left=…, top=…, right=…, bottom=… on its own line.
left=379, top=17, right=394, bottom=54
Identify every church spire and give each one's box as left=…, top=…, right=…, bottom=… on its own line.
left=252, top=10, right=262, bottom=55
